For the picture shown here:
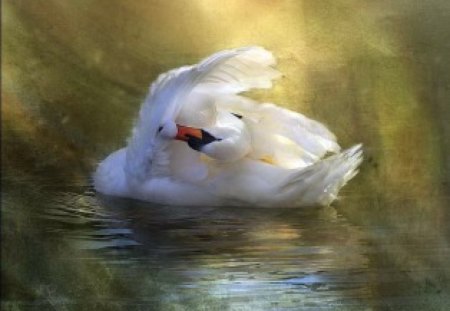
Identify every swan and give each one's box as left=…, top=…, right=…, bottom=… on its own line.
left=94, top=47, right=363, bottom=207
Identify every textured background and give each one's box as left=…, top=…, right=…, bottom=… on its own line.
left=2, top=1, right=450, bottom=310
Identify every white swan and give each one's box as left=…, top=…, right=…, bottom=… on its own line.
left=94, top=47, right=363, bottom=207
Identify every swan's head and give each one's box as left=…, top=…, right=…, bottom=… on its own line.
left=159, top=121, right=203, bottom=142
left=158, top=94, right=220, bottom=151
left=158, top=121, right=178, bottom=139
left=158, top=121, right=221, bottom=152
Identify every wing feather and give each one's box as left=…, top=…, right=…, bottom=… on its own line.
left=215, top=95, right=341, bottom=167
left=125, top=47, right=279, bottom=181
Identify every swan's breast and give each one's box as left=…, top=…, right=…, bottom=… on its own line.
left=94, top=148, right=129, bottom=197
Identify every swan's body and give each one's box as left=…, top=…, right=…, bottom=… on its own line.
left=94, top=47, right=363, bottom=207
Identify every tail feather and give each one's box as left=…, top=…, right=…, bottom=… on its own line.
left=279, top=144, right=363, bottom=206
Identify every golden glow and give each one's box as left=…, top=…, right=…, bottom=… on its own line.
left=3, top=2, right=449, bottom=305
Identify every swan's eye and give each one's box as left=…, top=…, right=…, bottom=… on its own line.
left=158, top=126, right=163, bottom=133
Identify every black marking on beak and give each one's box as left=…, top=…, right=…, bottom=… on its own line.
left=186, top=129, right=222, bottom=151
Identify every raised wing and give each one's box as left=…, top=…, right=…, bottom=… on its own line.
left=194, top=46, right=281, bottom=94
left=190, top=47, right=341, bottom=168
left=125, top=46, right=280, bottom=182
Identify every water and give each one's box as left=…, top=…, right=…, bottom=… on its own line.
left=3, top=178, right=449, bottom=310
left=2, top=177, right=374, bottom=310
left=2, top=1, right=450, bottom=310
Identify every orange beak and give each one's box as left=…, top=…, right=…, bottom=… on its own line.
left=175, top=124, right=203, bottom=142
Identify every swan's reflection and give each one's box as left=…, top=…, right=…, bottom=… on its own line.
left=66, top=194, right=373, bottom=308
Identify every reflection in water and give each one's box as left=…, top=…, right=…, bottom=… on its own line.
left=7, top=184, right=443, bottom=310
left=40, top=189, right=374, bottom=310
left=2, top=0, right=450, bottom=310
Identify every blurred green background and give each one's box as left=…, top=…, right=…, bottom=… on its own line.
left=2, top=0, right=450, bottom=310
